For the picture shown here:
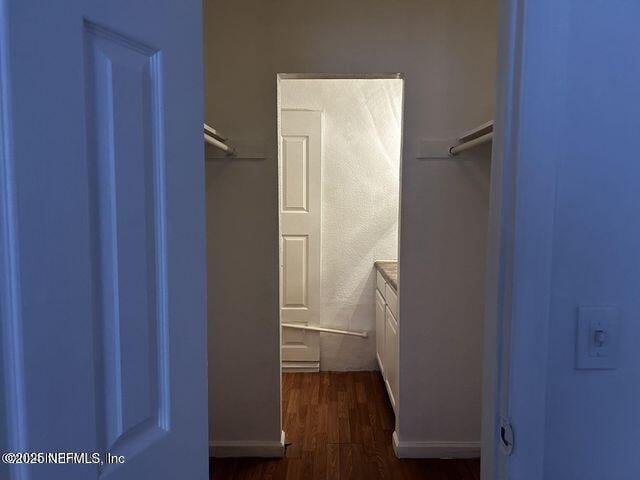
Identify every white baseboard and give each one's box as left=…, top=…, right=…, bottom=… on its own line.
left=282, top=361, right=320, bottom=373
left=210, top=431, right=286, bottom=458
left=392, top=431, right=480, bottom=459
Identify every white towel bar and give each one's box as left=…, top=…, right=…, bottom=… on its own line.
left=281, top=323, right=368, bottom=338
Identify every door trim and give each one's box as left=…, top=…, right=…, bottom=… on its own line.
left=481, top=0, right=523, bottom=480
left=481, top=0, right=525, bottom=476
left=482, top=0, right=561, bottom=478
left=279, top=73, right=402, bottom=80
left=0, top=3, right=28, bottom=476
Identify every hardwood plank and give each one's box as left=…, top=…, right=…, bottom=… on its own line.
left=302, top=403, right=319, bottom=452
left=233, top=458, right=264, bottom=480
left=327, top=401, right=339, bottom=444
left=326, top=442, right=340, bottom=479
left=339, top=443, right=366, bottom=480
left=311, top=433, right=328, bottom=480
left=210, top=372, right=480, bottom=480
left=261, top=458, right=288, bottom=480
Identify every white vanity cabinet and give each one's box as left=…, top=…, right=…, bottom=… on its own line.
left=375, top=268, right=399, bottom=413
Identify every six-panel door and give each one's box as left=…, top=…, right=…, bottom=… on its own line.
left=280, top=110, right=322, bottom=369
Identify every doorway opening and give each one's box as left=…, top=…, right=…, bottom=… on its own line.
left=276, top=74, right=405, bottom=454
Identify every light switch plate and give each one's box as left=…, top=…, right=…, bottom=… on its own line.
left=576, top=306, right=620, bottom=370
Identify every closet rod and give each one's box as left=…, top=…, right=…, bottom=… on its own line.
left=281, top=323, right=368, bottom=338
left=449, top=131, right=494, bottom=156
left=203, top=123, right=227, bottom=141
left=204, top=132, right=235, bottom=155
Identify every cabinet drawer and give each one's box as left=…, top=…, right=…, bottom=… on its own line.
left=385, top=283, right=398, bottom=320
left=376, top=270, right=386, bottom=299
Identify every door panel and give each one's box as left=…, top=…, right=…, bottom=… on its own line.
left=85, top=21, right=169, bottom=460
left=280, top=110, right=321, bottom=369
left=0, top=1, right=207, bottom=479
left=282, top=235, right=308, bottom=309
left=282, top=136, right=309, bottom=212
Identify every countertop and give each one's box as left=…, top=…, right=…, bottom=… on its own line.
left=374, top=261, right=398, bottom=292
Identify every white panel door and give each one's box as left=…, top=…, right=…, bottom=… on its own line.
left=279, top=110, right=321, bottom=368
left=0, top=1, right=207, bottom=479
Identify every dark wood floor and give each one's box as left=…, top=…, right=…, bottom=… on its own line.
left=210, top=371, right=480, bottom=479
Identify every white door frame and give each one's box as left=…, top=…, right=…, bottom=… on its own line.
left=480, top=0, right=523, bottom=471
left=482, top=0, right=559, bottom=478
left=275, top=73, right=404, bottom=437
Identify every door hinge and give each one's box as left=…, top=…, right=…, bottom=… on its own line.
left=499, top=416, right=514, bottom=455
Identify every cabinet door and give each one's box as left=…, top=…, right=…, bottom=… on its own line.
left=385, top=307, right=399, bottom=412
left=375, top=289, right=386, bottom=373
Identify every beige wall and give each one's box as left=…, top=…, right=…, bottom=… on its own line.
left=205, top=0, right=497, bottom=448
